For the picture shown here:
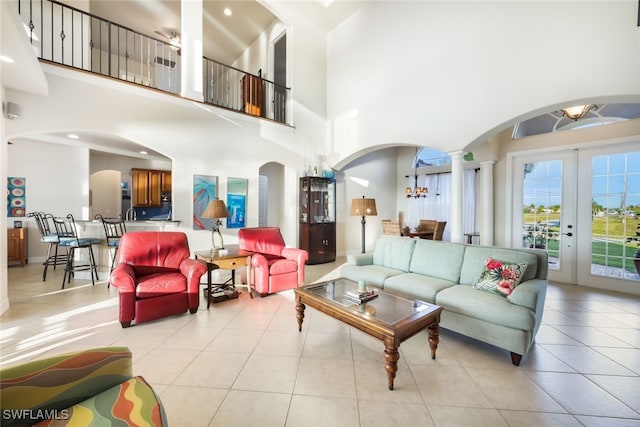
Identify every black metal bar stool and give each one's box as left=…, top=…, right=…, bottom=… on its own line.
left=27, top=212, right=67, bottom=281
left=52, top=214, right=101, bottom=289
left=95, top=214, right=127, bottom=286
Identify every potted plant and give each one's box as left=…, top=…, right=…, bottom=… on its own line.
left=524, top=221, right=548, bottom=249
left=626, top=224, right=640, bottom=275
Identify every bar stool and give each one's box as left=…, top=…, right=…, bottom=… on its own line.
left=52, top=214, right=101, bottom=289
left=27, top=212, right=67, bottom=281
left=95, top=214, right=127, bottom=284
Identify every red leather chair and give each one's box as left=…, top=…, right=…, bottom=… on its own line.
left=110, top=231, right=207, bottom=327
left=238, top=227, right=308, bottom=296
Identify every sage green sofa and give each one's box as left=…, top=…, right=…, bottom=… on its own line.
left=341, top=236, right=548, bottom=365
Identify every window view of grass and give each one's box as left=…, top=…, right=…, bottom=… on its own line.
left=523, top=213, right=640, bottom=275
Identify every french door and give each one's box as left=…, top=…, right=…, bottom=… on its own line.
left=512, top=143, right=640, bottom=294
left=512, top=151, right=577, bottom=284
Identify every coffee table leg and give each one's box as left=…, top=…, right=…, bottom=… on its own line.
left=428, top=318, right=440, bottom=360
left=383, top=338, right=399, bottom=390
left=296, top=299, right=306, bottom=332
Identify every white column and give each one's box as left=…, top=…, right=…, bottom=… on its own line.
left=449, top=150, right=464, bottom=243
left=479, top=160, right=495, bottom=246
left=181, top=0, right=204, bottom=101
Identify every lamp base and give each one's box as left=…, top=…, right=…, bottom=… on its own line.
left=211, top=229, right=225, bottom=250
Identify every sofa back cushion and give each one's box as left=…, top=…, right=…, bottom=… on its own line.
left=372, top=236, right=416, bottom=272
left=409, top=240, right=466, bottom=282
left=238, top=227, right=285, bottom=256
left=119, top=232, right=190, bottom=270
left=459, top=246, right=538, bottom=286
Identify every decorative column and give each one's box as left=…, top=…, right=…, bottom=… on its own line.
left=479, top=161, right=495, bottom=246
left=181, top=0, right=204, bottom=101
left=449, top=150, right=464, bottom=244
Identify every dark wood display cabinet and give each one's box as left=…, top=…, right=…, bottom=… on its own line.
left=299, top=177, right=336, bottom=264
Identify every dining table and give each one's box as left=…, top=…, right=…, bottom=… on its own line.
left=402, top=231, right=434, bottom=239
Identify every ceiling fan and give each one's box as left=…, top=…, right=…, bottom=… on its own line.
left=154, top=29, right=181, bottom=53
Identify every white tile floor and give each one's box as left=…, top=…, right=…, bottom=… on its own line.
left=2, top=259, right=639, bottom=426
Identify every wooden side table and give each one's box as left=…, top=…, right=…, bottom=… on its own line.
left=7, top=227, right=28, bottom=267
left=194, top=245, right=252, bottom=308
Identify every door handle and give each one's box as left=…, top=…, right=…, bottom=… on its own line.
left=563, top=232, right=573, bottom=237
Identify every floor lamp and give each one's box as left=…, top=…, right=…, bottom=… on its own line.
left=350, top=196, right=377, bottom=253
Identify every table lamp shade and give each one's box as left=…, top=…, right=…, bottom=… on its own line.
left=350, top=197, right=377, bottom=217
left=202, top=199, right=229, bottom=219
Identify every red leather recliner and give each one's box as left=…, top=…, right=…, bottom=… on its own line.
left=238, top=227, right=308, bottom=296
left=110, top=231, right=207, bottom=327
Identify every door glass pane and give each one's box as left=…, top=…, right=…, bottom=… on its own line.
left=591, top=151, right=640, bottom=281
left=521, top=160, right=562, bottom=270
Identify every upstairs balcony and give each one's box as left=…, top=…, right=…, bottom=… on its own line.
left=15, top=0, right=291, bottom=125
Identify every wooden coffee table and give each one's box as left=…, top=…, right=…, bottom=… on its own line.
left=294, top=278, right=442, bottom=390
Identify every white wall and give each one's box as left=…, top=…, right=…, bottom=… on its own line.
left=327, top=1, right=640, bottom=160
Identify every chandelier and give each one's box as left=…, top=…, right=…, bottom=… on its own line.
left=405, top=147, right=428, bottom=198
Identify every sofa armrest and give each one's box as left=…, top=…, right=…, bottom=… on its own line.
left=110, top=263, right=136, bottom=292
left=346, top=253, right=373, bottom=266
left=508, top=279, right=547, bottom=311
left=179, top=258, right=208, bottom=293
left=282, top=247, right=309, bottom=266
left=0, top=347, right=132, bottom=426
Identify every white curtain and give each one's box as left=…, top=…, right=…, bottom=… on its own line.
left=406, top=170, right=477, bottom=241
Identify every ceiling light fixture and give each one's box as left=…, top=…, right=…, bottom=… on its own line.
left=561, top=104, right=598, bottom=121
left=67, top=134, right=79, bottom=139
left=405, top=147, right=428, bottom=198
left=0, top=55, right=15, bottom=64
left=224, top=8, right=232, bottom=16
left=139, top=151, right=148, bottom=155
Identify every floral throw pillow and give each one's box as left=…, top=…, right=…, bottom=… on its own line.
left=473, top=258, right=528, bottom=297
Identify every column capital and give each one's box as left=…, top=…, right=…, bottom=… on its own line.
left=448, top=150, right=465, bottom=159
left=479, top=160, right=496, bottom=167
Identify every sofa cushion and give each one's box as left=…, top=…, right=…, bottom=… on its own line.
left=409, top=240, right=466, bottom=282
left=459, top=246, right=538, bottom=286
left=34, top=376, right=166, bottom=426
left=372, top=236, right=416, bottom=272
left=341, top=264, right=405, bottom=288
left=473, top=258, right=528, bottom=297
left=436, top=285, right=536, bottom=331
left=384, top=273, right=456, bottom=304
left=136, top=272, right=187, bottom=298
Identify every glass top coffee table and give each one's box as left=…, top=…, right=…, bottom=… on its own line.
left=294, top=278, right=442, bottom=390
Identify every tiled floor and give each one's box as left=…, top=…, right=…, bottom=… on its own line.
left=2, top=259, right=640, bottom=426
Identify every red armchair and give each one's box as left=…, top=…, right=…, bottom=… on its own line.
left=238, top=227, right=308, bottom=296
left=110, top=231, right=207, bottom=327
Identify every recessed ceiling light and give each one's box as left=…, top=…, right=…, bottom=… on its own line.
left=224, top=7, right=232, bottom=16
left=67, top=134, right=79, bottom=139
left=0, top=55, right=14, bottom=64
left=139, top=151, right=148, bottom=155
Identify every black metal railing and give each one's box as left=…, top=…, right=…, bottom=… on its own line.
left=16, top=0, right=291, bottom=125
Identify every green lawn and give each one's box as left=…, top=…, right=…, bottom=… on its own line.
left=523, top=213, right=640, bottom=273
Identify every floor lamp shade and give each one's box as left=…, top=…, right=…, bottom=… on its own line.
left=350, top=196, right=377, bottom=253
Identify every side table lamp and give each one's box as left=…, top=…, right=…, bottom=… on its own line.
left=202, top=198, right=230, bottom=250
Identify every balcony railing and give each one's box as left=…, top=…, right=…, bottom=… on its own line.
left=16, top=0, right=291, bottom=125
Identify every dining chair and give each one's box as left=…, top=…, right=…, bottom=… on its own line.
left=381, top=219, right=401, bottom=236
left=27, top=212, right=67, bottom=281
left=95, top=214, right=127, bottom=282
left=52, top=214, right=101, bottom=288
left=434, top=221, right=447, bottom=241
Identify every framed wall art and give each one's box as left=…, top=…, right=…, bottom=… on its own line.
left=7, top=177, right=26, bottom=217
left=226, top=177, right=247, bottom=228
left=193, top=174, right=218, bottom=230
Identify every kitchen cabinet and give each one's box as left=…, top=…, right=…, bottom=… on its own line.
left=7, top=228, right=27, bottom=267
left=299, top=177, right=336, bottom=264
left=132, top=168, right=171, bottom=207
